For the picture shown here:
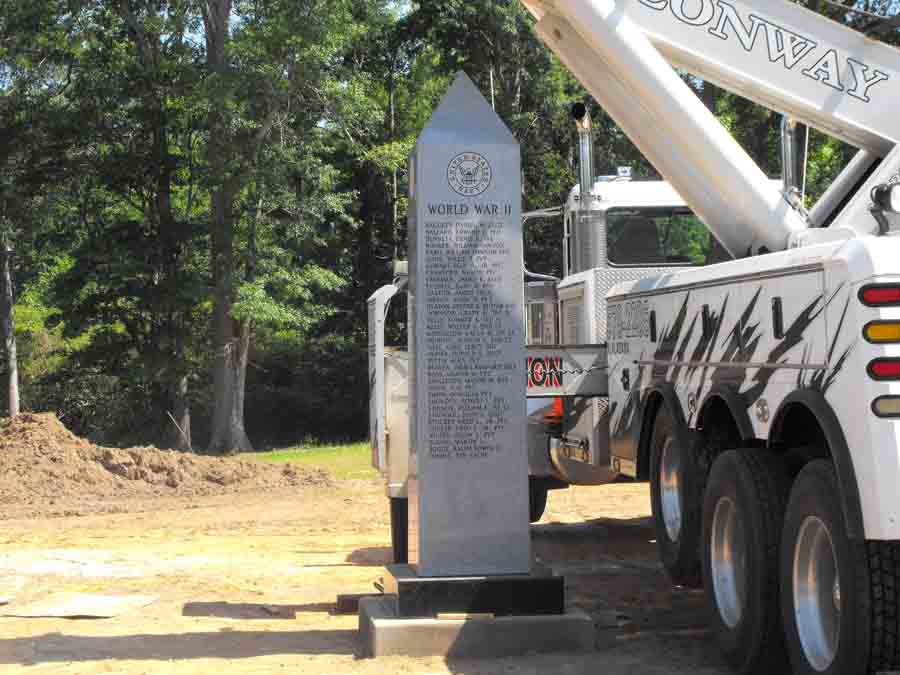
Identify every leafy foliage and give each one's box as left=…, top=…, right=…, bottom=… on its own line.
left=2, top=0, right=893, bottom=446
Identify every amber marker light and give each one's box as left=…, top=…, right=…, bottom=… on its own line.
left=544, top=397, right=564, bottom=423
left=868, top=358, right=900, bottom=380
left=864, top=321, right=900, bottom=344
left=873, top=396, right=900, bottom=418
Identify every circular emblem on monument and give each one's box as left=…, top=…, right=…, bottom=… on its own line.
left=447, top=152, right=492, bottom=197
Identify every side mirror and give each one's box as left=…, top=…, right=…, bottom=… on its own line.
left=872, top=183, right=900, bottom=214
left=870, top=183, right=900, bottom=234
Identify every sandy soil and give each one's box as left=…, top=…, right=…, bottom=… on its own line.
left=0, top=479, right=732, bottom=674
left=0, top=414, right=330, bottom=520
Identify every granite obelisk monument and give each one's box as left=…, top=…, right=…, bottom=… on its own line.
left=406, top=72, right=529, bottom=577
left=359, top=73, right=590, bottom=657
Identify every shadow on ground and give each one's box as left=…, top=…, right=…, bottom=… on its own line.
left=532, top=515, right=709, bottom=636
left=532, top=516, right=657, bottom=567
left=182, top=601, right=334, bottom=619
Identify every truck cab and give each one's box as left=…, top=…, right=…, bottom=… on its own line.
left=529, top=172, right=728, bottom=488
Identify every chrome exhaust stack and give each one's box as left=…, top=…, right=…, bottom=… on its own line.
left=572, top=102, right=594, bottom=208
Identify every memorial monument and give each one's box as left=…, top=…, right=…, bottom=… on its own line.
left=407, top=71, right=529, bottom=577
left=359, top=72, right=591, bottom=658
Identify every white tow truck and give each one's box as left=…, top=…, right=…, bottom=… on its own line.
left=370, top=0, right=900, bottom=672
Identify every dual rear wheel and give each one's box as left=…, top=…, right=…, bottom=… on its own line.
left=702, top=455, right=897, bottom=674
left=779, top=461, right=882, bottom=674
left=701, top=449, right=789, bottom=672
left=649, top=406, right=703, bottom=588
left=648, top=411, right=900, bottom=674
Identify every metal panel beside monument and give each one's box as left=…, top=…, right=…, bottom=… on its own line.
left=408, top=72, right=529, bottom=577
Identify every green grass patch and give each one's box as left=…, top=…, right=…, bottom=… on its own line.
left=241, top=441, right=376, bottom=480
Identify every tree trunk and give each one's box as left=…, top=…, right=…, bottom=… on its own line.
left=210, top=194, right=260, bottom=455
left=389, top=84, right=399, bottom=258
left=208, top=321, right=253, bottom=454
left=157, top=128, right=193, bottom=452
left=170, top=374, right=192, bottom=451
left=207, top=183, right=254, bottom=454
left=229, top=319, right=252, bottom=453
left=203, top=0, right=253, bottom=454
left=0, top=248, right=18, bottom=418
left=206, top=0, right=230, bottom=452
left=169, top=325, right=192, bottom=452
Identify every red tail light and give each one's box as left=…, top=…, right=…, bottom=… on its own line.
left=859, top=285, right=900, bottom=307
left=868, top=358, right=900, bottom=380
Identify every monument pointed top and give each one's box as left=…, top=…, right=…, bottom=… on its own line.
left=418, top=72, right=517, bottom=147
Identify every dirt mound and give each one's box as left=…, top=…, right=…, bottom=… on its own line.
left=0, top=413, right=332, bottom=519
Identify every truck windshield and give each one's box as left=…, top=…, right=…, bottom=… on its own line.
left=607, top=207, right=723, bottom=266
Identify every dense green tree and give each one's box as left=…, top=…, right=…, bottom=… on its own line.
left=0, top=0, right=90, bottom=419
left=202, top=0, right=361, bottom=453
left=2, top=0, right=898, bottom=448
left=34, top=1, right=207, bottom=448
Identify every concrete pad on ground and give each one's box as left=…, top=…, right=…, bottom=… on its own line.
left=1, top=592, right=158, bottom=618
left=358, top=595, right=595, bottom=658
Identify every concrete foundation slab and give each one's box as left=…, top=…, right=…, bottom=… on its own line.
left=358, top=595, right=594, bottom=658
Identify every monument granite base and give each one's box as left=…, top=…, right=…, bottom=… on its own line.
left=384, top=563, right=564, bottom=617
left=358, top=595, right=594, bottom=658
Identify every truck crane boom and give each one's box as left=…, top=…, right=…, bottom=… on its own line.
left=615, top=0, right=900, bottom=155
left=522, top=0, right=900, bottom=257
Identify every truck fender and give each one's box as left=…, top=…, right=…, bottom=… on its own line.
left=637, top=382, right=691, bottom=479
left=769, top=389, right=865, bottom=540
left=698, top=384, right=754, bottom=442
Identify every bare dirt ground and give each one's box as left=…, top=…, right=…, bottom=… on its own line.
left=0, top=414, right=331, bottom=520
left=0, top=475, right=732, bottom=674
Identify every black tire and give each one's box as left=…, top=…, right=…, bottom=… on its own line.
left=780, top=460, right=900, bottom=674
left=867, top=540, right=900, bottom=672
left=649, top=404, right=702, bottom=587
left=701, top=449, right=791, bottom=674
left=529, top=477, right=549, bottom=523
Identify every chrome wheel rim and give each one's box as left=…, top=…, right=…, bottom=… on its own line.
left=793, top=516, right=840, bottom=672
left=660, top=437, right=682, bottom=541
left=711, top=496, right=747, bottom=628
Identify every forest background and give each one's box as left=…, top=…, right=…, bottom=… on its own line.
left=2, top=0, right=896, bottom=453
